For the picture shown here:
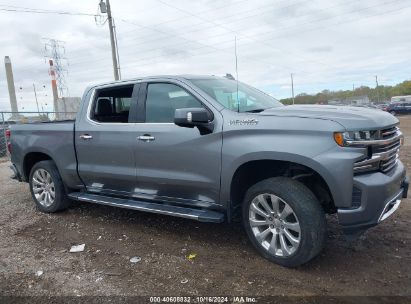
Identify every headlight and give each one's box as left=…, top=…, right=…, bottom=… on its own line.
left=334, top=130, right=378, bottom=147
left=334, top=128, right=403, bottom=147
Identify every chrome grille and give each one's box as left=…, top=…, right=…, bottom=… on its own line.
left=376, top=127, right=400, bottom=173
left=353, top=126, right=402, bottom=174
left=380, top=126, right=398, bottom=138
left=380, top=153, right=399, bottom=172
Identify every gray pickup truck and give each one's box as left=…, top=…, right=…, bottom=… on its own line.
left=8, top=75, right=409, bottom=267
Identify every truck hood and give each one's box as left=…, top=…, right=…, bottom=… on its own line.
left=259, top=105, right=399, bottom=130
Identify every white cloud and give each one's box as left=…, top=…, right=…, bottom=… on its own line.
left=0, top=0, right=410, bottom=111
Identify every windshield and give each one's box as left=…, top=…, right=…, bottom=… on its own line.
left=190, top=78, right=283, bottom=112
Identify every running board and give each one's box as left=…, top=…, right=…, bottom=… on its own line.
left=68, top=192, right=225, bottom=223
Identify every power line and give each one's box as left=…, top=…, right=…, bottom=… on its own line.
left=68, top=0, right=408, bottom=80
left=153, top=0, right=406, bottom=70
left=63, top=0, right=310, bottom=57
left=69, top=0, right=404, bottom=70
left=118, top=0, right=305, bottom=37
left=70, top=14, right=308, bottom=74
left=5, top=1, right=408, bottom=95
left=64, top=0, right=403, bottom=66
left=67, top=47, right=411, bottom=90
left=117, top=0, right=261, bottom=37
left=68, top=38, right=409, bottom=85
left=116, top=0, right=312, bottom=52
left=233, top=0, right=407, bottom=45
left=82, top=18, right=305, bottom=74
left=0, top=4, right=96, bottom=16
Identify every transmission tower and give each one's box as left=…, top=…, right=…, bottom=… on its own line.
left=43, top=38, right=69, bottom=98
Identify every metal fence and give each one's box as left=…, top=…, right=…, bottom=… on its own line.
left=0, top=111, right=77, bottom=159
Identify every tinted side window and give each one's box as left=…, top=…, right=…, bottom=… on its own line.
left=91, top=85, right=134, bottom=123
left=145, top=83, right=203, bottom=123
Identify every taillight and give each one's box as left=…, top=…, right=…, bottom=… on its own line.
left=5, top=129, right=11, bottom=153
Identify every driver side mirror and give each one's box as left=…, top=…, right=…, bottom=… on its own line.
left=174, top=108, right=214, bottom=134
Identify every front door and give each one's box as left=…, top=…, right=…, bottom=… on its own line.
left=76, top=83, right=140, bottom=196
left=133, top=81, right=223, bottom=207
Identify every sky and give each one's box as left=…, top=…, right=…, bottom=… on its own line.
left=0, top=0, right=410, bottom=111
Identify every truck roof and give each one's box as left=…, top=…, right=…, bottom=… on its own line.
left=89, top=74, right=222, bottom=88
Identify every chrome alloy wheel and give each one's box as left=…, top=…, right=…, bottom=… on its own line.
left=31, top=168, right=55, bottom=207
left=249, top=193, right=301, bottom=257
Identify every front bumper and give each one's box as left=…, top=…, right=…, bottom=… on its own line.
left=337, top=160, right=408, bottom=234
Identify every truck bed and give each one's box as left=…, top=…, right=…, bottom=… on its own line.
left=10, top=121, right=80, bottom=188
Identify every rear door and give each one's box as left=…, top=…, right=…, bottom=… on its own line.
left=133, top=79, right=223, bottom=207
left=75, top=82, right=140, bottom=196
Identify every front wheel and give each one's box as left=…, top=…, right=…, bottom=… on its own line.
left=242, top=177, right=326, bottom=267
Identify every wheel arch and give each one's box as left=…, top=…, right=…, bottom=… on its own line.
left=224, top=153, right=337, bottom=221
left=23, top=151, right=54, bottom=181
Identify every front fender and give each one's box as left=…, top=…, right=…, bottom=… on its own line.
left=219, top=122, right=364, bottom=209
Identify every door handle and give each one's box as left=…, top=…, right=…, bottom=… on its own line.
left=137, top=135, right=155, bottom=142
left=79, top=134, right=93, bottom=140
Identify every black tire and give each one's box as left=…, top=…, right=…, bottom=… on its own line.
left=29, top=160, right=70, bottom=213
left=389, top=111, right=396, bottom=116
left=242, top=177, right=326, bottom=267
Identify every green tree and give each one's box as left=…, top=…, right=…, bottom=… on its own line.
left=279, top=80, right=411, bottom=104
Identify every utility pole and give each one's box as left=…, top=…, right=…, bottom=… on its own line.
left=100, top=0, right=120, bottom=80
left=291, top=73, right=295, bottom=105
left=375, top=75, right=380, bottom=103
left=4, top=56, right=18, bottom=114
left=33, top=84, right=40, bottom=114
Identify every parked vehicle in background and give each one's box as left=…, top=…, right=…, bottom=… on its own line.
left=7, top=75, right=409, bottom=267
left=366, top=104, right=378, bottom=109
left=385, top=102, right=411, bottom=115
left=376, top=103, right=389, bottom=110
left=352, top=104, right=379, bottom=109
left=391, top=95, right=411, bottom=103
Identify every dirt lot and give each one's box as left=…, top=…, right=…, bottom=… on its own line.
left=1, top=118, right=411, bottom=299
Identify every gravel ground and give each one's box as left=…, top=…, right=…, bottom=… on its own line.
left=0, top=117, right=411, bottom=298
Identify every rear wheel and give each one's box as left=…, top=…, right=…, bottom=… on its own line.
left=29, top=160, right=70, bottom=213
left=242, top=177, right=326, bottom=267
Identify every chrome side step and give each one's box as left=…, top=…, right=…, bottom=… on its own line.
left=68, top=192, right=225, bottom=223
